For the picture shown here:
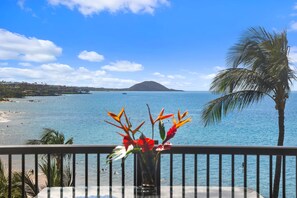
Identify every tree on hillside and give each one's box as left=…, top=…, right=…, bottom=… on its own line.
left=201, top=27, right=295, bottom=198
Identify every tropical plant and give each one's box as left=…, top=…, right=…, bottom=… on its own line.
left=39, top=158, right=73, bottom=187
left=27, top=128, right=73, bottom=170
left=12, top=171, right=41, bottom=197
left=0, top=159, right=23, bottom=198
left=27, top=128, right=73, bottom=145
left=201, top=27, right=295, bottom=198
left=26, top=128, right=74, bottom=190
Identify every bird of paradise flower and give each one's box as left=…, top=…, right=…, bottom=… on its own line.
left=105, top=104, right=191, bottom=161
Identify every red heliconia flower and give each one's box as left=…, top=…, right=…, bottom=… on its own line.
left=163, top=125, right=177, bottom=144
left=156, top=142, right=172, bottom=151
left=137, top=137, right=155, bottom=152
left=122, top=134, right=136, bottom=150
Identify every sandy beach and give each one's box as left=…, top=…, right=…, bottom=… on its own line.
left=0, top=111, right=11, bottom=123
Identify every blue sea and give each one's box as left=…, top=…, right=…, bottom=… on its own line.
left=1, top=91, right=297, bottom=197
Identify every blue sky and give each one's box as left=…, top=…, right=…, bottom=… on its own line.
left=0, top=0, right=297, bottom=90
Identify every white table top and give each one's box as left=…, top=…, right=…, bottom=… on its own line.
left=36, top=186, right=264, bottom=198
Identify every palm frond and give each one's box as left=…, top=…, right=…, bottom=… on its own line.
left=202, top=90, right=265, bottom=126
left=210, top=68, right=275, bottom=95
left=12, top=171, right=40, bottom=197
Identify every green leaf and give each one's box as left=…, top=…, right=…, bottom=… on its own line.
left=159, top=121, right=166, bottom=140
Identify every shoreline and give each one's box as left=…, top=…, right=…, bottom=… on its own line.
left=0, top=111, right=11, bottom=123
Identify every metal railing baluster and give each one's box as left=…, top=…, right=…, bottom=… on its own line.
left=47, top=153, right=51, bottom=187
left=72, top=153, right=76, bottom=187
left=85, top=153, right=88, bottom=187
left=182, top=153, right=185, bottom=187
left=8, top=154, right=12, bottom=198
left=219, top=154, right=222, bottom=197
left=170, top=153, right=173, bottom=187
left=121, top=158, right=125, bottom=187
left=269, top=155, right=272, bottom=198
left=206, top=154, right=210, bottom=197
left=97, top=154, right=100, bottom=187
left=194, top=154, right=197, bottom=187
left=244, top=155, right=247, bottom=198
left=22, top=154, right=25, bottom=198
left=256, top=155, right=260, bottom=197
left=283, top=156, right=286, bottom=198
left=232, top=154, right=235, bottom=198
left=60, top=153, right=63, bottom=187
left=109, top=160, right=112, bottom=187
left=35, top=154, right=38, bottom=193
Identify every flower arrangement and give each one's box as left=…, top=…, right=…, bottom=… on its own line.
left=106, top=105, right=191, bottom=161
left=105, top=105, right=190, bottom=195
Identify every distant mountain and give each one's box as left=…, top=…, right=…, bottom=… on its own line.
left=128, top=81, right=180, bottom=91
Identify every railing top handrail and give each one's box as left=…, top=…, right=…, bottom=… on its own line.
left=1, top=144, right=297, bottom=155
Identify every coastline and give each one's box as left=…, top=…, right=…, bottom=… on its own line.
left=0, top=111, right=11, bottom=123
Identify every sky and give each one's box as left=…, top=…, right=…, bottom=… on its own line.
left=0, top=0, right=297, bottom=91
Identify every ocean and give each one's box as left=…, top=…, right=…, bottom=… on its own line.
left=1, top=91, right=297, bottom=197
left=1, top=91, right=297, bottom=146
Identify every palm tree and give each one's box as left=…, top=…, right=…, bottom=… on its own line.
left=12, top=171, right=41, bottom=197
left=0, top=159, right=23, bottom=198
left=27, top=128, right=74, bottom=189
left=27, top=128, right=73, bottom=170
left=27, top=128, right=73, bottom=145
left=39, top=158, right=73, bottom=187
left=201, top=27, right=295, bottom=198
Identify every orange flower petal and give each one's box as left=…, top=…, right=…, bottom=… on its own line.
left=105, top=120, right=123, bottom=129
left=159, top=114, right=174, bottom=121
left=132, top=121, right=145, bottom=134
left=176, top=118, right=191, bottom=128
left=154, top=108, right=165, bottom=123
left=178, top=110, right=181, bottom=121
left=108, top=112, right=120, bottom=122
left=117, top=108, right=124, bottom=119
left=181, top=111, right=188, bottom=119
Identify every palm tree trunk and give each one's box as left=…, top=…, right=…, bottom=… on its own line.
left=272, top=107, right=285, bottom=198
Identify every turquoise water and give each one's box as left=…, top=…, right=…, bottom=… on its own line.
left=1, top=91, right=297, bottom=197
left=1, top=91, right=297, bottom=146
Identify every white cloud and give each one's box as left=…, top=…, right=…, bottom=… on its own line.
left=0, top=63, right=139, bottom=88
left=18, top=62, right=32, bottom=67
left=0, top=29, right=62, bottom=62
left=17, top=0, right=26, bottom=9
left=78, top=50, right=104, bottom=62
left=93, top=77, right=137, bottom=88
left=167, top=74, right=185, bottom=79
left=41, top=63, right=74, bottom=72
left=214, top=66, right=225, bottom=71
left=294, top=3, right=297, bottom=10
left=48, top=0, right=170, bottom=16
left=153, top=72, right=185, bottom=79
left=153, top=72, right=165, bottom=78
left=289, top=21, right=297, bottom=31
left=200, top=73, right=216, bottom=80
left=102, top=60, right=143, bottom=72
